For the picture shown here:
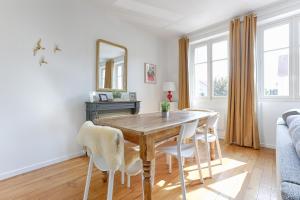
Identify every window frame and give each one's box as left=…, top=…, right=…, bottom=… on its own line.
left=257, top=16, right=300, bottom=101
left=257, top=19, right=293, bottom=100
left=189, top=35, right=229, bottom=100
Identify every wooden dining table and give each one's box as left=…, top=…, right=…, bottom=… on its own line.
left=97, top=110, right=212, bottom=200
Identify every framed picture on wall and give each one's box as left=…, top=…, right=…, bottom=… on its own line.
left=99, top=93, right=108, bottom=102
left=129, top=92, right=137, bottom=101
left=144, top=63, right=157, bottom=84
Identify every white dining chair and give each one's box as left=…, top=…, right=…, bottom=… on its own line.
left=121, top=142, right=155, bottom=189
left=77, top=121, right=143, bottom=200
left=195, top=113, right=223, bottom=175
left=186, top=110, right=222, bottom=177
left=157, top=120, right=203, bottom=200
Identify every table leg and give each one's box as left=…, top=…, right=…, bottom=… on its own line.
left=210, top=141, right=216, bottom=160
left=142, top=160, right=152, bottom=200
left=140, top=135, right=155, bottom=200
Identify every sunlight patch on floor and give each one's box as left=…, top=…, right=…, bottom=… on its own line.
left=187, top=187, right=219, bottom=200
left=156, top=180, right=166, bottom=187
left=208, top=172, right=248, bottom=199
left=163, top=183, right=181, bottom=191
left=184, top=157, right=246, bottom=180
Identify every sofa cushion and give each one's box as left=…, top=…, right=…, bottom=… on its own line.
left=277, top=121, right=300, bottom=186
left=282, top=109, right=300, bottom=123
left=287, top=115, right=300, bottom=158
left=286, top=115, right=300, bottom=128
left=281, top=182, right=300, bottom=200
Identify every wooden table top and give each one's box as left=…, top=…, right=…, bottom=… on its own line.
left=96, top=111, right=213, bottom=135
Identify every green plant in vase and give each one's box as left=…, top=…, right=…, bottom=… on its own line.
left=112, top=91, right=122, bottom=100
left=161, top=100, right=170, bottom=118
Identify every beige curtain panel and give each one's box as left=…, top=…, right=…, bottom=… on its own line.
left=104, top=59, right=114, bottom=88
left=178, top=37, right=190, bottom=110
left=226, top=14, right=260, bottom=149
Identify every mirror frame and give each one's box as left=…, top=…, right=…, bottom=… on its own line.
left=96, top=39, right=128, bottom=92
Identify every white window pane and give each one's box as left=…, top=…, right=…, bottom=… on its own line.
left=213, top=60, right=228, bottom=96
left=264, top=24, right=289, bottom=51
left=117, top=76, right=122, bottom=89
left=195, top=63, right=208, bottom=97
left=212, top=40, right=228, bottom=60
left=117, top=65, right=122, bottom=76
left=264, top=48, right=289, bottom=96
left=194, top=46, right=207, bottom=63
left=100, top=67, right=105, bottom=88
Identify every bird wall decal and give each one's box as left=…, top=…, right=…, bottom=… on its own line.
left=53, top=45, right=62, bottom=53
left=39, top=56, right=48, bottom=66
left=33, top=39, right=45, bottom=56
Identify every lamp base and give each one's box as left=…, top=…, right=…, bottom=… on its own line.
left=167, top=91, right=173, bottom=102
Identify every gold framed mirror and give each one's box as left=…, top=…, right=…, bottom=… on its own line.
left=96, top=39, right=127, bottom=92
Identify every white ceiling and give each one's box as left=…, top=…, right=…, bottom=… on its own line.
left=98, top=0, right=284, bottom=36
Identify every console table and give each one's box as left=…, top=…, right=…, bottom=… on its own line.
left=85, top=101, right=141, bottom=121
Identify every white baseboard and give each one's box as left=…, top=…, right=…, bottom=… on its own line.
left=260, top=143, right=276, bottom=149
left=218, top=135, right=276, bottom=149
left=0, top=151, right=85, bottom=181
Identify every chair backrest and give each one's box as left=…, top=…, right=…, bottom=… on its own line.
left=177, top=119, right=199, bottom=143
left=207, top=114, right=219, bottom=130
left=77, top=121, right=124, bottom=171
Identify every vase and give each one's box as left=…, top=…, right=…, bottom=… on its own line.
left=162, top=111, right=169, bottom=118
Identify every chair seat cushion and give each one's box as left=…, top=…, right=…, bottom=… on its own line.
left=195, top=133, right=217, bottom=143
left=157, top=143, right=195, bottom=158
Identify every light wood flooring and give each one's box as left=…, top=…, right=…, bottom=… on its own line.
left=0, top=141, right=277, bottom=200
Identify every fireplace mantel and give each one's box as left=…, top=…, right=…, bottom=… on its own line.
left=85, top=101, right=140, bottom=121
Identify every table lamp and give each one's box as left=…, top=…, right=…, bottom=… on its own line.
left=163, top=82, right=176, bottom=102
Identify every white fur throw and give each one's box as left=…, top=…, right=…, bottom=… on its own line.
left=77, top=121, right=124, bottom=171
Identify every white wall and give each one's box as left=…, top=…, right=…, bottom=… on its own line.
left=0, top=0, right=166, bottom=180
left=164, top=38, right=179, bottom=100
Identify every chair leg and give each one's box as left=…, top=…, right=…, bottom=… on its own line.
left=167, top=154, right=172, bottom=174
left=127, top=174, right=131, bottom=188
left=215, top=138, right=223, bottom=165
left=151, top=159, right=155, bottom=187
left=141, top=174, right=144, bottom=200
left=166, top=153, right=169, bottom=165
left=83, top=155, right=94, bottom=200
left=206, top=141, right=212, bottom=178
left=194, top=140, right=204, bottom=183
left=121, top=169, right=125, bottom=185
left=177, top=145, right=187, bottom=200
left=107, top=170, right=115, bottom=200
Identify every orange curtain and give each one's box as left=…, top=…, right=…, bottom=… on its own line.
left=104, top=59, right=114, bottom=88
left=226, top=14, right=260, bottom=149
left=178, top=37, right=190, bottom=110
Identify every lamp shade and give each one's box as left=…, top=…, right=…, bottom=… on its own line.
left=163, top=82, right=176, bottom=92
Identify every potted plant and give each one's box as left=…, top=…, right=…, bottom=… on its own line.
left=112, top=91, right=122, bottom=101
left=161, top=100, right=170, bottom=118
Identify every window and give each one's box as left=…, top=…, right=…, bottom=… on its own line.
left=258, top=16, right=300, bottom=99
left=212, top=40, right=228, bottom=96
left=262, top=23, right=290, bottom=96
left=112, top=61, right=124, bottom=90
left=116, top=64, right=123, bottom=89
left=99, top=65, right=105, bottom=88
left=190, top=36, right=228, bottom=99
left=194, top=45, right=208, bottom=97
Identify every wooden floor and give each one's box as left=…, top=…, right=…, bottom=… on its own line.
left=0, top=141, right=277, bottom=200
